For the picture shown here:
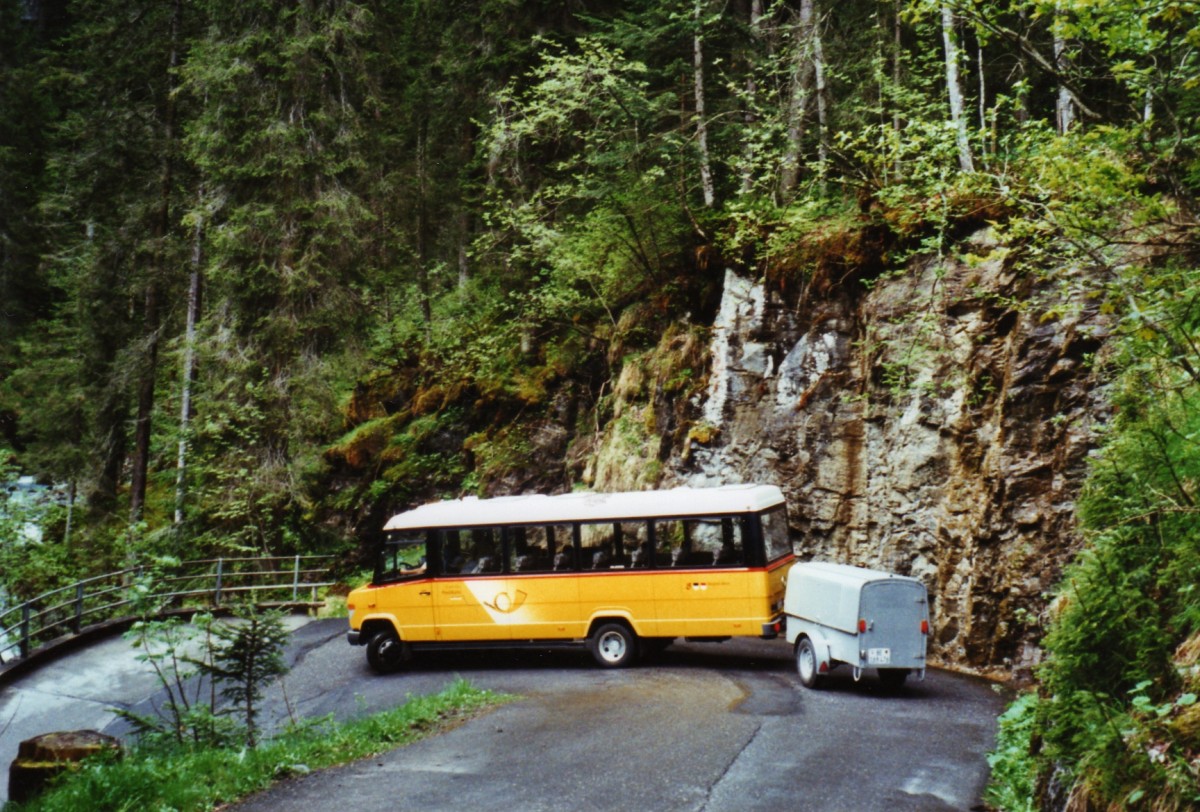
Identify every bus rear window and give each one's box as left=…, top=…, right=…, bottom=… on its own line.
left=760, top=506, right=793, bottom=562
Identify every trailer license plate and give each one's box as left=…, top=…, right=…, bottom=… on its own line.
left=867, top=647, right=891, bottom=665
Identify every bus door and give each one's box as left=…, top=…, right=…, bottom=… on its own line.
left=433, top=528, right=510, bottom=642
left=652, top=518, right=753, bottom=636
left=373, top=534, right=436, bottom=642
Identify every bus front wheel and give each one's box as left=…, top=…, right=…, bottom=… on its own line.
left=589, top=622, right=638, bottom=668
left=366, top=628, right=407, bottom=674
left=795, top=636, right=824, bottom=689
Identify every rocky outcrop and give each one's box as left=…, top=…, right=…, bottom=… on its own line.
left=593, top=228, right=1112, bottom=679
left=8, top=730, right=120, bottom=804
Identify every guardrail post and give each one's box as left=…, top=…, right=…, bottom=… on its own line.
left=20, top=603, right=31, bottom=659
left=292, top=555, right=301, bottom=601
left=214, top=558, right=224, bottom=607
left=74, top=583, right=85, bottom=633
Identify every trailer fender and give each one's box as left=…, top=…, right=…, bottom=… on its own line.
left=806, top=629, right=835, bottom=675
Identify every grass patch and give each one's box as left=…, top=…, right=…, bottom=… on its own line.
left=9, top=678, right=507, bottom=812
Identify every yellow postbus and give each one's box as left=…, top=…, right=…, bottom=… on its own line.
left=346, top=484, right=794, bottom=673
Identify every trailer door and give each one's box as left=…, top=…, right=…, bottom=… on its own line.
left=859, top=580, right=928, bottom=669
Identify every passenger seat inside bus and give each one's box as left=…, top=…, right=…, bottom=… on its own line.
left=554, top=547, right=575, bottom=571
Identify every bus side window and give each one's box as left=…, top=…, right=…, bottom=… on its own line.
left=460, top=528, right=501, bottom=575
left=655, top=520, right=684, bottom=567
left=512, top=525, right=555, bottom=573
left=552, top=524, right=577, bottom=571
left=686, top=518, right=744, bottom=567
left=441, top=530, right=463, bottom=574
left=580, top=522, right=619, bottom=569
left=714, top=518, right=744, bottom=566
left=622, top=521, right=652, bottom=568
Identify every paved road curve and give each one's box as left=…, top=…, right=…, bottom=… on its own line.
left=0, top=618, right=1005, bottom=810
left=233, top=620, right=1005, bottom=812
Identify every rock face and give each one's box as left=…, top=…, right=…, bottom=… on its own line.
left=594, top=229, right=1112, bottom=678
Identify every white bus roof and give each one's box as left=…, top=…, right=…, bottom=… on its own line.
left=382, top=484, right=786, bottom=531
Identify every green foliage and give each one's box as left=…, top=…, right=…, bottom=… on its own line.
left=990, top=258, right=1200, bottom=809
left=118, top=612, right=241, bottom=750
left=12, top=679, right=504, bottom=812
left=118, top=605, right=289, bottom=751
left=985, top=692, right=1039, bottom=812
left=200, top=607, right=290, bottom=748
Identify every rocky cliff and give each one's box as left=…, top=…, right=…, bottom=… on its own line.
left=587, top=228, right=1113, bottom=679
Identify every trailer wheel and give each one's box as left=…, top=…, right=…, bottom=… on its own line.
left=366, top=628, right=407, bottom=674
left=795, top=636, right=824, bottom=689
left=589, top=622, right=638, bottom=668
left=878, top=669, right=909, bottom=690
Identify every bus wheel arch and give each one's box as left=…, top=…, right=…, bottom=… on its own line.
left=364, top=621, right=409, bottom=674
left=588, top=619, right=639, bottom=668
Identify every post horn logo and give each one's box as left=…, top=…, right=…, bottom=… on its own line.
left=484, top=589, right=528, bottom=613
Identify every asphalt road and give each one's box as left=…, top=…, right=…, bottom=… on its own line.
left=0, top=618, right=1007, bottom=810
left=236, top=620, right=1006, bottom=811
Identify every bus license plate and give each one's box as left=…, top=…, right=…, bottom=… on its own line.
left=867, top=647, right=891, bottom=665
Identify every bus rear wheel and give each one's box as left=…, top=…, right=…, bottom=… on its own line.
left=589, top=622, right=638, bottom=668
left=366, top=628, right=407, bottom=674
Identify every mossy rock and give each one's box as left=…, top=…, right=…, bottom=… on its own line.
left=1169, top=702, right=1200, bottom=747
left=8, top=730, right=121, bottom=804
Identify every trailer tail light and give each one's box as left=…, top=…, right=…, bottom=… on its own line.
left=920, top=619, right=929, bottom=635
left=858, top=618, right=867, bottom=633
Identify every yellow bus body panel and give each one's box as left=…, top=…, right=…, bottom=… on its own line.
left=434, top=578, right=509, bottom=641
left=354, top=560, right=791, bottom=644
left=505, top=574, right=583, bottom=639
left=349, top=579, right=436, bottom=642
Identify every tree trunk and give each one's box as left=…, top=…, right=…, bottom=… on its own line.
left=1015, top=8, right=1030, bottom=124
left=130, top=0, right=182, bottom=524
left=811, top=5, right=828, bottom=185
left=129, top=283, right=159, bottom=525
left=941, top=3, right=975, bottom=172
left=1054, top=4, right=1075, bottom=134
left=739, top=0, right=765, bottom=195
left=977, top=42, right=986, bottom=131
left=693, top=0, right=715, bottom=208
left=893, top=0, right=904, bottom=178
left=63, top=480, right=75, bottom=546
left=780, top=0, right=816, bottom=196
left=92, top=395, right=127, bottom=514
left=416, top=125, right=433, bottom=330
left=458, top=209, right=471, bottom=291
left=175, top=204, right=203, bottom=527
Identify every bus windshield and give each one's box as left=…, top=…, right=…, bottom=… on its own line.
left=375, top=534, right=427, bottom=584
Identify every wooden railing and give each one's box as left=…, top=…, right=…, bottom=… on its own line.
left=0, top=555, right=337, bottom=665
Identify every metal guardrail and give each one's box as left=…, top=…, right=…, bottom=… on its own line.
left=0, top=555, right=337, bottom=665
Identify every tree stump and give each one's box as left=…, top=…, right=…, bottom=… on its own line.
left=7, top=730, right=121, bottom=804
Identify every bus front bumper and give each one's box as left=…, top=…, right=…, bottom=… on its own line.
left=347, top=629, right=363, bottom=646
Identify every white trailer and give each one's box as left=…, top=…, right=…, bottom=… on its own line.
left=784, top=562, right=929, bottom=689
